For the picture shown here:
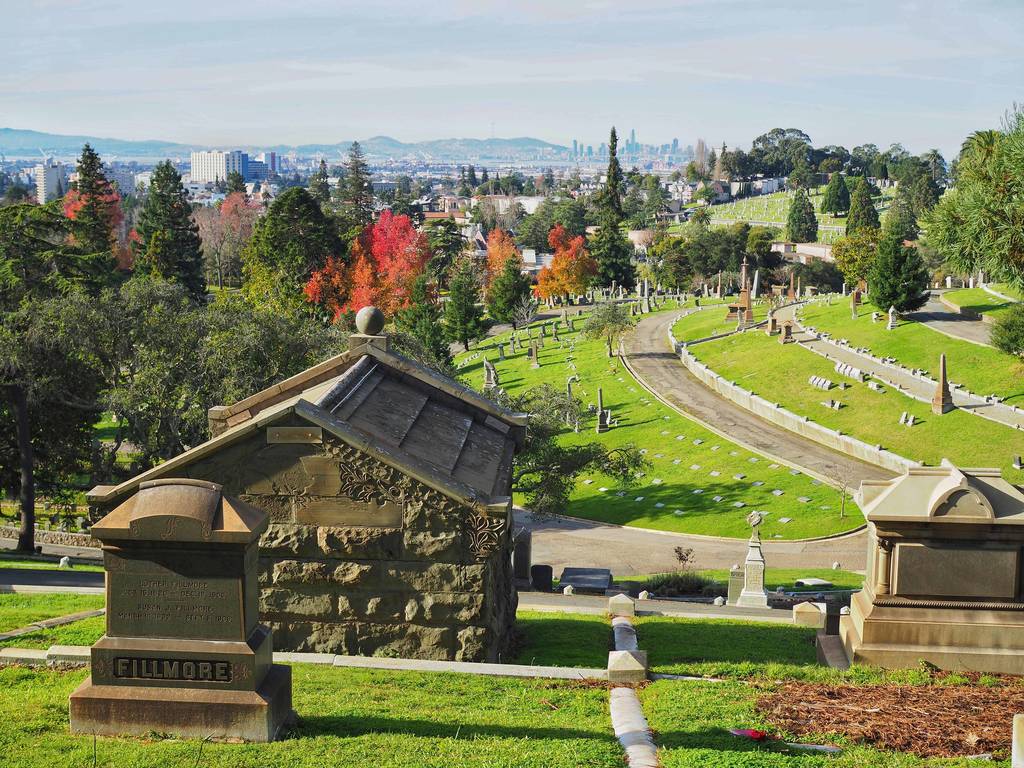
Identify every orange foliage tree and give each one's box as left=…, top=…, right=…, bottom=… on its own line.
left=485, top=228, right=519, bottom=285
left=535, top=224, right=597, bottom=302
left=304, top=209, right=432, bottom=321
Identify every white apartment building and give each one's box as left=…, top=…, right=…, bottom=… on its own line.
left=34, top=159, right=67, bottom=203
left=189, top=150, right=247, bottom=183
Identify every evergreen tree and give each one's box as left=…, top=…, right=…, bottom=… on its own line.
left=869, top=231, right=929, bottom=313
left=846, top=177, right=880, bottom=235
left=486, top=254, right=532, bottom=324
left=226, top=170, right=247, bottom=195
left=394, top=273, right=450, bottom=364
left=819, top=172, right=850, bottom=215
left=242, top=187, right=340, bottom=316
left=785, top=187, right=818, bottom=243
left=308, top=159, right=330, bottom=204
left=66, top=143, right=120, bottom=287
left=910, top=173, right=941, bottom=218
left=135, top=160, right=205, bottom=300
left=340, top=141, right=374, bottom=230
left=591, top=127, right=634, bottom=287
left=443, top=257, right=487, bottom=350
left=883, top=185, right=919, bottom=242
left=426, top=216, right=465, bottom=282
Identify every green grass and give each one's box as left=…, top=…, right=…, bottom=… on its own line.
left=512, top=611, right=610, bottom=668
left=0, top=615, right=106, bottom=648
left=799, top=300, right=1024, bottom=403
left=0, top=664, right=622, bottom=768
left=456, top=306, right=855, bottom=539
left=642, top=678, right=1002, bottom=766
left=670, top=302, right=769, bottom=343
left=687, top=325, right=1024, bottom=482
left=0, top=593, right=104, bottom=633
left=991, top=283, right=1024, bottom=301
left=943, top=288, right=1019, bottom=320
left=0, top=554, right=103, bottom=572
left=93, top=412, right=119, bottom=442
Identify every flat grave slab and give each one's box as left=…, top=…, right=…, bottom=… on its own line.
left=559, top=567, right=613, bottom=593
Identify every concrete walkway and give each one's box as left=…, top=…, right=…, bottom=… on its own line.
left=906, top=293, right=992, bottom=346
left=621, top=310, right=892, bottom=488
left=516, top=509, right=866, bottom=574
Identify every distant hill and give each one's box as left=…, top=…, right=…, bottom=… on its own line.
left=0, top=128, right=568, bottom=162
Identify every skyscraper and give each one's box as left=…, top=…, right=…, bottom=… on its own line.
left=189, top=150, right=248, bottom=183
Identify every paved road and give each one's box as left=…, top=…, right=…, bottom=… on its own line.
left=905, top=293, right=992, bottom=347
left=0, top=567, right=103, bottom=587
left=621, top=310, right=892, bottom=487
left=516, top=509, right=866, bottom=575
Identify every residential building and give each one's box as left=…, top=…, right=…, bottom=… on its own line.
left=189, top=150, right=248, bottom=183
left=34, top=158, right=67, bottom=203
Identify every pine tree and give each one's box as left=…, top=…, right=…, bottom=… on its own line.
left=135, top=160, right=205, bottom=300
left=819, top=173, right=850, bottom=215
left=910, top=173, right=941, bottom=218
left=883, top=185, right=919, bottom=242
left=785, top=187, right=818, bottom=243
left=341, top=141, right=374, bottom=230
left=486, top=253, right=532, bottom=324
left=846, top=177, right=880, bottom=235
left=591, top=127, right=634, bottom=287
left=226, top=170, right=246, bottom=195
left=426, top=216, right=465, bottom=283
left=394, top=274, right=450, bottom=363
left=308, top=159, right=330, bottom=204
left=65, top=143, right=120, bottom=288
left=869, top=231, right=929, bottom=312
left=443, top=257, right=487, bottom=350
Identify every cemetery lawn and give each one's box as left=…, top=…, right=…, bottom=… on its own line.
left=688, top=327, right=1024, bottom=482
left=0, top=664, right=623, bottom=768
left=799, top=301, right=1024, bottom=403
left=457, top=308, right=854, bottom=540
left=670, top=302, right=769, bottom=343
left=0, top=553, right=104, bottom=571
left=512, top=610, right=610, bottom=668
left=943, top=287, right=1019, bottom=320
left=0, top=592, right=104, bottom=634
left=991, top=283, right=1024, bottom=301
left=699, top=567, right=863, bottom=592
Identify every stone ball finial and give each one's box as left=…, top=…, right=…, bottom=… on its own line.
left=355, top=305, right=385, bottom=336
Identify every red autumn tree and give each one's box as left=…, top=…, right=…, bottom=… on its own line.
left=485, top=228, right=519, bottom=285
left=304, top=209, right=432, bottom=321
left=536, top=223, right=597, bottom=301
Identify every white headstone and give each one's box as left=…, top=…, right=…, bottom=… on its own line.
left=58, top=556, right=71, bottom=569
left=562, top=584, right=575, bottom=596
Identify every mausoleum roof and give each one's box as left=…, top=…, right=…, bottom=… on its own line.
left=88, top=333, right=527, bottom=515
left=856, top=460, right=1024, bottom=525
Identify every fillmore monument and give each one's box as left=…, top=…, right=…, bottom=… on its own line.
left=69, top=478, right=293, bottom=741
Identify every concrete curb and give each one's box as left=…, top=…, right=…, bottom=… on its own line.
left=0, top=608, right=104, bottom=642
left=610, top=687, right=660, bottom=768
left=0, top=584, right=105, bottom=595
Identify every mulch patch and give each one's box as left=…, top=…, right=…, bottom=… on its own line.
left=757, top=680, right=1024, bottom=759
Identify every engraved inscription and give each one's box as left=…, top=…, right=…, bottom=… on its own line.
left=114, top=657, right=231, bottom=682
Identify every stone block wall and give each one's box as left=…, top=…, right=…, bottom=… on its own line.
left=94, top=423, right=517, bottom=663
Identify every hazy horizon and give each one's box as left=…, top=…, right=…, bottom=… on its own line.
left=5, top=0, right=1024, bottom=157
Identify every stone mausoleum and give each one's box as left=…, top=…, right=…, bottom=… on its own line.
left=841, top=461, right=1024, bottom=674
left=88, top=311, right=526, bottom=662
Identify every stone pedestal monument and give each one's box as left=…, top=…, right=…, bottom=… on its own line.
left=736, top=511, right=769, bottom=608
left=931, top=353, right=954, bottom=415
left=70, top=479, right=293, bottom=741
left=841, top=462, right=1024, bottom=674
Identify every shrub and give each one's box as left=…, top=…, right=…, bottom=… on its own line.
left=642, top=570, right=719, bottom=597
left=992, top=303, right=1024, bottom=357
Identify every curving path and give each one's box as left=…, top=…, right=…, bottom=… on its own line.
left=622, top=311, right=893, bottom=488
left=905, top=293, right=992, bottom=347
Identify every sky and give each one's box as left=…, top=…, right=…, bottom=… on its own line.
left=3, top=0, right=1023, bottom=156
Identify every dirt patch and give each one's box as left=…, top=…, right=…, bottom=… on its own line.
left=758, top=681, right=1024, bottom=759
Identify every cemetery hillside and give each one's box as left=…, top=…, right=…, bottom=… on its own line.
left=4, top=5, right=1024, bottom=762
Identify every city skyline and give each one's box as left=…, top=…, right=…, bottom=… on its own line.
left=4, top=1, right=1023, bottom=157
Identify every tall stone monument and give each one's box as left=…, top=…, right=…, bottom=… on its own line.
left=736, top=511, right=769, bottom=608
left=70, top=479, right=293, bottom=741
left=931, top=353, right=954, bottom=415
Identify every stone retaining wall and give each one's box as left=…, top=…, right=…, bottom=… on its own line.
left=0, top=526, right=100, bottom=549
left=667, top=327, right=914, bottom=474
